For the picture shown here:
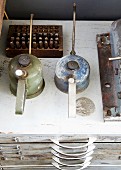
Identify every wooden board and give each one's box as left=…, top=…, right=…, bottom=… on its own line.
left=0, top=0, right=5, bottom=35
left=0, top=135, right=121, bottom=169
left=0, top=134, right=121, bottom=143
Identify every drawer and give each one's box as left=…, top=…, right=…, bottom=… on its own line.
left=0, top=135, right=121, bottom=169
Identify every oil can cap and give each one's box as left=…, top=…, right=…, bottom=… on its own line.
left=18, top=54, right=31, bottom=67
left=67, top=61, right=79, bottom=70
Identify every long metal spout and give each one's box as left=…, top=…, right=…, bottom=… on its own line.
left=70, top=3, right=76, bottom=55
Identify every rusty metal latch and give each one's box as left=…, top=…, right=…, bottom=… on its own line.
left=97, top=33, right=121, bottom=121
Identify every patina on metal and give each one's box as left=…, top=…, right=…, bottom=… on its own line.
left=55, top=55, right=90, bottom=93
left=55, top=3, right=90, bottom=94
left=97, top=32, right=121, bottom=121
left=8, top=14, right=44, bottom=115
left=54, top=3, right=90, bottom=118
left=9, top=53, right=44, bottom=114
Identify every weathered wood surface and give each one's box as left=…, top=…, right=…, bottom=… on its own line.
left=0, top=135, right=120, bottom=169
left=0, top=0, right=5, bottom=35
left=1, top=167, right=121, bottom=170
left=1, top=168, right=121, bottom=170
left=0, top=141, right=121, bottom=167
left=0, top=135, right=121, bottom=143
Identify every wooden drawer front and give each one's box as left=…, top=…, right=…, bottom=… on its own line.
left=0, top=135, right=121, bottom=143
left=0, top=0, right=5, bottom=35
left=0, top=135, right=121, bottom=169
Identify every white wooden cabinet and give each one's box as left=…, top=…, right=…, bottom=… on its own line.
left=0, top=20, right=121, bottom=169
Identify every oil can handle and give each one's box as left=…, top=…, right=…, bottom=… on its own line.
left=15, top=70, right=26, bottom=115
left=68, top=78, right=76, bottom=118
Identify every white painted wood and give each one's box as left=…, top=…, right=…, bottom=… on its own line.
left=1, top=167, right=121, bottom=170
left=0, top=135, right=121, bottom=143
left=1, top=168, right=121, bottom=170
left=0, top=20, right=121, bottom=134
left=0, top=0, right=5, bottom=35
left=0, top=141, right=121, bottom=166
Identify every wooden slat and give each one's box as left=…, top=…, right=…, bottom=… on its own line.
left=0, top=0, right=5, bottom=35
left=1, top=167, right=121, bottom=170
left=0, top=135, right=121, bottom=168
left=0, top=143, right=121, bottom=165
left=1, top=165, right=121, bottom=170
left=0, top=135, right=121, bottom=143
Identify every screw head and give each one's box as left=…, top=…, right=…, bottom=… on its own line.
left=107, top=110, right=111, bottom=116
left=118, top=92, right=121, bottom=99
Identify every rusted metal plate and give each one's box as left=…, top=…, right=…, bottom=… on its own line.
left=0, top=0, right=5, bottom=35
left=97, top=33, right=121, bottom=121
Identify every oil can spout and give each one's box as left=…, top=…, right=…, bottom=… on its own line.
left=70, top=3, right=76, bottom=55
left=15, top=69, right=26, bottom=115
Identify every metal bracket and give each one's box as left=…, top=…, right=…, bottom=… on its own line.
left=97, top=33, right=121, bottom=121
